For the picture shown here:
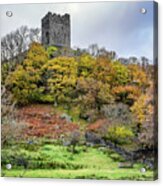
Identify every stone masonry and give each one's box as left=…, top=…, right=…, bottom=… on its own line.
left=41, top=12, right=70, bottom=48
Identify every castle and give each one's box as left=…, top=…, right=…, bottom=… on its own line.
left=41, top=12, right=71, bottom=48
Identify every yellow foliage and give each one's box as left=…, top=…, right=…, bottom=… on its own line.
left=108, top=125, right=134, bottom=144
left=42, top=57, right=78, bottom=104
left=128, top=64, right=148, bottom=87
left=131, top=85, right=153, bottom=124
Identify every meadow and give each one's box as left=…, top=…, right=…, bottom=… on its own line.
left=2, top=142, right=153, bottom=180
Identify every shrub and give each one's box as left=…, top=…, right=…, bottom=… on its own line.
left=1, top=118, right=26, bottom=146
left=107, top=125, right=134, bottom=145
left=101, top=103, right=133, bottom=125
left=62, top=130, right=83, bottom=153
left=47, top=46, right=58, bottom=58
left=87, top=119, right=110, bottom=136
left=110, top=153, right=125, bottom=162
left=1, top=85, right=26, bottom=146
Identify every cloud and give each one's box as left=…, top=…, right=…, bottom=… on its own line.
left=0, top=1, right=154, bottom=59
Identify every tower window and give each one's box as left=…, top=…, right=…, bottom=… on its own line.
left=45, top=31, right=49, bottom=44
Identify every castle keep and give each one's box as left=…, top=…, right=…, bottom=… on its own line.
left=41, top=12, right=70, bottom=48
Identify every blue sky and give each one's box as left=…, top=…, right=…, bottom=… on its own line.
left=0, top=1, right=154, bottom=59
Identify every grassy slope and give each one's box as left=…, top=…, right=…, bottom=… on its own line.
left=2, top=144, right=153, bottom=180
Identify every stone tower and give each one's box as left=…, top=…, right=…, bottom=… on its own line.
left=41, top=12, right=70, bottom=48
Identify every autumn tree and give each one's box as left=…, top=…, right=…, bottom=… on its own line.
left=128, top=64, right=148, bottom=88
left=130, top=81, right=157, bottom=150
left=76, top=77, right=113, bottom=121
left=76, top=56, right=114, bottom=120
left=111, top=61, right=130, bottom=86
left=77, top=54, right=96, bottom=77
left=41, top=56, right=78, bottom=105
left=93, top=57, right=113, bottom=84
left=5, top=42, right=48, bottom=104
left=112, top=85, right=141, bottom=105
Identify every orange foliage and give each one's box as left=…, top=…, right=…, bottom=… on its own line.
left=128, top=64, right=148, bottom=87
left=112, top=85, right=141, bottom=103
left=17, top=105, right=79, bottom=139
left=87, top=119, right=109, bottom=135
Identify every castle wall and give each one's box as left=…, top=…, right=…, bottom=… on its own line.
left=41, top=12, right=70, bottom=48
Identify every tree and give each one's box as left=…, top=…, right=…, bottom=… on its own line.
left=131, top=82, right=155, bottom=149
left=128, top=56, right=138, bottom=64
left=111, top=61, right=130, bottom=86
left=101, top=103, right=133, bottom=125
left=112, top=85, right=141, bottom=105
left=23, top=42, right=48, bottom=68
left=41, top=56, right=78, bottom=105
left=76, top=77, right=113, bottom=121
left=128, top=64, right=148, bottom=88
left=131, top=94, right=149, bottom=124
left=77, top=54, right=96, bottom=77
left=5, top=42, right=48, bottom=105
left=1, top=26, right=41, bottom=61
left=138, top=111, right=155, bottom=149
left=98, top=48, right=116, bottom=60
left=88, top=44, right=99, bottom=57
left=93, top=57, right=113, bottom=84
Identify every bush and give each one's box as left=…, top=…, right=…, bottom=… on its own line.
left=47, top=46, right=58, bottom=58
left=1, top=85, right=26, bottom=146
left=63, top=130, right=82, bottom=153
left=107, top=125, right=134, bottom=145
left=1, top=118, right=26, bottom=147
left=101, top=103, right=133, bottom=125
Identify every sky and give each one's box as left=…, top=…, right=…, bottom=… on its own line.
left=0, top=1, right=154, bottom=60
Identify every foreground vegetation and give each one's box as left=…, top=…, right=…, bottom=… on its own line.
left=1, top=143, right=153, bottom=180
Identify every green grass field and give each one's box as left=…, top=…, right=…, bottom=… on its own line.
left=1, top=143, right=154, bottom=180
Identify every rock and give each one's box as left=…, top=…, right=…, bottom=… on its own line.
left=63, top=141, right=71, bottom=146
left=54, top=102, right=58, bottom=107
left=118, top=162, right=133, bottom=168
left=60, top=113, right=72, bottom=122
left=54, top=125, right=60, bottom=130
left=43, top=113, right=51, bottom=119
left=98, top=147, right=106, bottom=151
left=27, top=140, right=33, bottom=145
left=85, top=132, right=104, bottom=145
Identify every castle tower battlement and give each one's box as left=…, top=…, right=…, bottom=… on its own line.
left=41, top=12, right=70, bottom=48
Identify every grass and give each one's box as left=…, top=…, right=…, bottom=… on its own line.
left=2, top=169, right=153, bottom=180
left=1, top=143, right=154, bottom=180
